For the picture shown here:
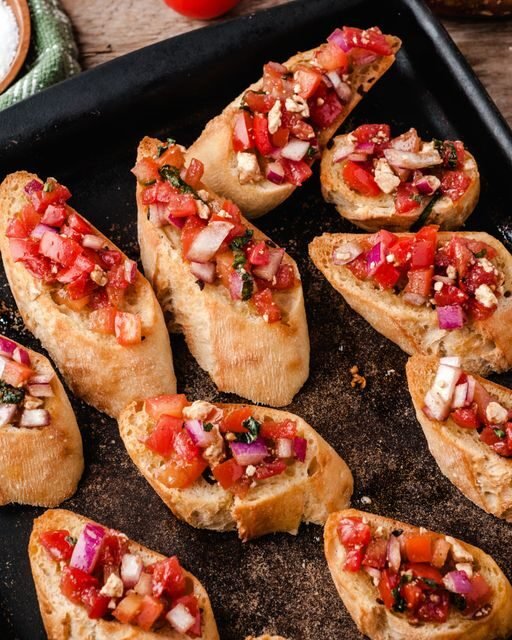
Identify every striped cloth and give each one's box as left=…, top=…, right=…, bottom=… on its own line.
left=0, top=0, right=80, bottom=110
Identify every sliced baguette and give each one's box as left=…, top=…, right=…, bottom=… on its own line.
left=119, top=400, right=353, bottom=541
left=136, top=137, right=309, bottom=407
left=324, top=508, right=512, bottom=640
left=186, top=34, right=401, bottom=218
left=309, top=231, right=512, bottom=376
left=0, top=337, right=83, bottom=507
left=407, top=353, right=512, bottom=521
left=321, top=133, right=480, bottom=232
left=30, top=508, right=220, bottom=640
left=0, top=171, right=176, bottom=418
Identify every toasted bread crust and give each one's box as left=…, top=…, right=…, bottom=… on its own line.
left=0, top=339, right=83, bottom=506
left=0, top=172, right=176, bottom=418
left=30, top=509, right=220, bottom=640
left=407, top=354, right=512, bottom=520
left=186, top=36, right=401, bottom=218
left=321, top=134, right=480, bottom=232
left=119, top=401, right=353, bottom=541
left=136, top=137, right=309, bottom=407
left=309, top=231, right=512, bottom=376
left=324, top=509, right=512, bottom=640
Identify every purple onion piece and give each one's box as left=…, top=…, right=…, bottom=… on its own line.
left=184, top=419, right=216, bottom=448
left=327, top=28, right=351, bottom=52
left=442, top=570, right=472, bottom=595
left=0, top=337, right=16, bottom=359
left=70, top=523, right=107, bottom=574
left=293, top=437, right=307, bottom=462
left=24, top=179, right=43, bottom=195
left=230, top=438, right=268, bottom=466
left=436, top=304, right=465, bottom=330
left=0, top=404, right=18, bottom=426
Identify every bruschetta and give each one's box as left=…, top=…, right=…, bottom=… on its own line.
left=0, top=171, right=176, bottom=418
left=321, top=125, right=480, bottom=231
left=0, top=335, right=83, bottom=506
left=134, top=137, right=309, bottom=407
left=118, top=393, right=353, bottom=541
left=309, top=227, right=512, bottom=376
left=407, top=353, right=512, bottom=521
left=324, top=508, right=512, bottom=640
left=186, top=26, right=401, bottom=218
left=30, top=508, right=220, bottom=640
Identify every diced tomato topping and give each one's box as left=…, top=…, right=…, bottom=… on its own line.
left=152, top=556, right=187, bottom=599
left=402, top=582, right=424, bottom=611
left=254, top=459, right=287, bottom=480
left=212, top=458, right=245, bottom=490
left=160, top=456, right=208, bottom=488
left=271, top=126, right=290, bottom=148
left=114, top=311, right=141, bottom=346
left=362, top=538, right=387, bottom=569
left=260, top=419, right=297, bottom=440
left=372, top=262, right=400, bottom=289
left=157, top=144, right=185, bottom=169
left=461, top=262, right=498, bottom=296
left=252, top=288, right=282, bottom=323
left=395, top=182, right=420, bottom=214
left=247, top=241, right=270, bottom=266
left=145, top=416, right=183, bottom=458
left=39, top=530, right=75, bottom=561
left=433, top=284, right=467, bottom=307
left=244, top=90, right=276, bottom=113
left=2, top=360, right=34, bottom=387
left=89, top=307, right=116, bottom=335
left=343, top=160, right=381, bottom=197
left=379, top=569, right=399, bottom=609
left=353, top=124, right=391, bottom=145
left=451, top=406, right=480, bottom=429
left=440, top=171, right=471, bottom=202
left=29, top=182, right=71, bottom=213
left=181, top=216, right=207, bottom=259
left=465, top=574, right=492, bottom=613
left=405, top=268, right=433, bottom=298
left=344, top=547, right=365, bottom=572
left=184, top=158, right=204, bottom=189
left=262, top=61, right=293, bottom=99
left=271, top=264, right=296, bottom=290
left=135, top=595, right=164, bottom=631
left=294, top=66, right=323, bottom=99
left=173, top=429, right=200, bottom=462
left=308, top=85, right=343, bottom=129
left=390, top=237, right=413, bottom=267
left=410, top=240, right=436, bottom=269
left=417, top=591, right=449, bottom=623
left=406, top=563, right=443, bottom=587
left=253, top=113, right=274, bottom=156
left=346, top=253, right=368, bottom=280
left=67, top=212, right=93, bottom=236
left=315, top=42, right=349, bottom=72
left=60, top=566, right=99, bottom=604
left=174, top=595, right=201, bottom=636
left=404, top=534, right=433, bottom=564
left=167, top=192, right=198, bottom=218
left=132, top=157, right=160, bottom=185
left=9, top=237, right=39, bottom=262
left=465, top=239, right=496, bottom=260
left=281, top=158, right=313, bottom=186
left=343, top=26, right=393, bottom=56
left=39, top=233, right=82, bottom=268
left=145, top=394, right=189, bottom=420
left=98, top=533, right=127, bottom=570
left=81, top=587, right=110, bottom=619
left=337, top=517, right=372, bottom=549
left=6, top=205, right=41, bottom=238
left=221, top=407, right=251, bottom=433
left=232, top=111, right=254, bottom=152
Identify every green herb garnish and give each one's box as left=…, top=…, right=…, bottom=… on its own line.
left=474, top=249, right=487, bottom=259
left=400, top=573, right=413, bottom=585
left=233, top=251, right=246, bottom=270
left=159, top=165, right=197, bottom=196
left=240, top=271, right=254, bottom=301
left=451, top=593, right=467, bottom=611
left=433, top=139, right=444, bottom=155
left=203, top=423, right=214, bottom=432
left=391, top=589, right=406, bottom=613
left=422, top=578, right=440, bottom=589
left=494, top=429, right=506, bottom=439
left=43, top=179, right=55, bottom=193
left=238, top=416, right=261, bottom=443
left=0, top=381, right=24, bottom=405
left=66, top=536, right=77, bottom=546
left=411, top=192, right=442, bottom=231
left=230, top=229, right=253, bottom=251
left=444, top=141, right=458, bottom=169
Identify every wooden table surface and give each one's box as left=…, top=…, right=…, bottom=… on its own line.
left=60, top=0, right=512, bottom=124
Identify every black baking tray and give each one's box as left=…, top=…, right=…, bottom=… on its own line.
left=1, top=0, right=511, bottom=638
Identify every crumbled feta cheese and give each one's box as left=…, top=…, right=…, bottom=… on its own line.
left=285, top=95, right=310, bottom=118
left=434, top=281, right=444, bottom=292
left=267, top=100, right=282, bottom=135
left=100, top=573, right=124, bottom=598
left=386, top=253, right=395, bottom=264
left=90, top=265, right=108, bottom=287
left=475, top=284, right=498, bottom=308
left=486, top=401, right=508, bottom=425
left=246, top=464, right=257, bottom=477
left=360, top=496, right=372, bottom=505
left=293, top=83, right=301, bottom=94
left=197, top=189, right=210, bottom=202
left=446, top=265, right=457, bottom=280
left=196, top=199, right=210, bottom=220
left=203, top=425, right=225, bottom=467
left=446, top=536, right=473, bottom=563
left=183, top=400, right=218, bottom=421
left=236, top=152, right=262, bottom=185
left=373, top=159, right=400, bottom=194
left=479, top=257, right=496, bottom=274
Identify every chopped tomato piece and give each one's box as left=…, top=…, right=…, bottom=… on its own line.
left=346, top=253, right=368, bottom=280
left=433, top=284, right=467, bottom=307
left=294, top=66, right=322, bottom=99
left=343, top=160, right=381, bottom=197
left=173, top=429, right=200, bottom=462
left=247, top=241, right=270, bottom=266
left=451, top=406, right=480, bottom=429
left=89, top=307, right=117, bottom=335
left=389, top=237, right=413, bottom=267
left=465, top=574, right=492, bottom=613
left=114, top=311, right=141, bottom=346
left=353, top=124, right=391, bottom=145
left=39, top=232, right=82, bottom=267
left=160, top=456, right=208, bottom=488
left=372, top=262, right=400, bottom=289
left=2, top=360, right=34, bottom=387
left=184, top=158, right=204, bottom=189
left=315, top=42, right=348, bottom=72
left=152, top=556, right=187, bottom=599
left=395, top=182, right=420, bottom=214
left=232, top=111, right=254, bottom=152
left=379, top=569, right=400, bottom=609
left=254, top=459, right=287, bottom=480
left=405, top=267, right=433, bottom=298
left=402, top=582, right=424, bottom=611
left=81, top=587, right=110, bottom=619
left=10, top=238, right=41, bottom=263
left=98, top=533, right=127, bottom=570
left=440, top=171, right=471, bottom=202
left=60, top=566, right=99, bottom=604
left=468, top=299, right=496, bottom=322
left=6, top=205, right=41, bottom=238
left=344, top=547, right=364, bottom=572
left=167, top=192, right=198, bottom=218
left=271, top=126, right=290, bottom=148
left=362, top=538, right=387, bottom=569
left=132, top=157, right=160, bottom=185
left=157, top=144, right=185, bottom=169
left=181, top=216, right=206, bottom=259
left=262, top=61, right=293, bottom=99
left=417, top=591, right=449, bottom=622
left=343, top=26, right=393, bottom=56
left=410, top=240, right=435, bottom=269
left=337, top=517, right=372, bottom=548
left=221, top=407, right=252, bottom=433
left=252, top=288, right=281, bottom=323
left=39, top=530, right=75, bottom=561
left=464, top=239, right=496, bottom=260
left=145, top=416, right=182, bottom=458
left=212, top=458, right=245, bottom=490
left=112, top=593, right=144, bottom=624
left=308, top=85, right=343, bottom=129
left=281, top=158, right=313, bottom=186
left=260, top=419, right=297, bottom=440
left=67, top=212, right=93, bottom=236
left=136, top=595, right=165, bottom=631
left=29, top=181, right=72, bottom=213
left=404, top=534, right=433, bottom=564
left=271, top=264, right=296, bottom=290
left=244, top=90, right=276, bottom=113
left=145, top=394, right=189, bottom=420
left=253, top=113, right=274, bottom=156
left=406, top=563, right=443, bottom=587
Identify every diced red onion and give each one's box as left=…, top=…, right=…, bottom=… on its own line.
left=452, top=383, right=468, bottom=409
left=253, top=247, right=284, bottom=281
left=347, top=152, right=368, bottom=162
left=0, top=337, right=16, bottom=359
left=124, top=259, right=137, bottom=284
left=166, top=603, right=195, bottom=633
left=148, top=203, right=168, bottom=227
left=0, top=404, right=18, bottom=426
left=27, top=383, right=54, bottom=398
left=352, top=50, right=378, bottom=66
left=433, top=275, right=453, bottom=285
left=82, top=234, right=105, bottom=250
left=293, top=437, right=308, bottom=462
left=168, top=215, right=186, bottom=229
left=366, top=242, right=384, bottom=276
left=437, top=304, right=465, bottom=330
left=413, top=174, right=441, bottom=196
left=332, top=242, right=363, bottom=266
left=31, top=224, right=58, bottom=239
left=276, top=437, right=294, bottom=459
left=440, top=356, right=462, bottom=368
left=134, top=572, right=153, bottom=596
left=333, top=141, right=356, bottom=163
left=186, top=221, right=233, bottom=263
left=230, top=438, right=268, bottom=466
left=363, top=566, right=381, bottom=585
left=386, top=535, right=402, bottom=573
left=384, top=148, right=443, bottom=170
left=13, top=347, right=30, bottom=366
left=325, top=71, right=352, bottom=103
left=281, top=138, right=310, bottom=162
left=390, top=129, right=420, bottom=152
left=0, top=356, right=7, bottom=378
left=424, top=361, right=462, bottom=420
left=229, top=270, right=243, bottom=301
left=184, top=419, right=216, bottom=448
left=442, top=570, right=472, bottom=594
left=355, top=142, right=375, bottom=154
left=465, top=376, right=476, bottom=405
left=432, top=537, right=451, bottom=568
left=190, top=261, right=216, bottom=284
left=120, top=553, right=143, bottom=589
left=423, top=390, right=449, bottom=422
left=403, top=292, right=427, bottom=307
left=29, top=373, right=54, bottom=384
left=70, top=523, right=107, bottom=574
left=327, top=28, right=351, bottom=52
left=24, top=179, right=43, bottom=195
left=266, top=161, right=285, bottom=185
left=19, top=409, right=50, bottom=428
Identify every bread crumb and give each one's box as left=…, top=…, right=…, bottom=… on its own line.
left=361, top=496, right=372, bottom=505
left=350, top=365, right=366, bottom=389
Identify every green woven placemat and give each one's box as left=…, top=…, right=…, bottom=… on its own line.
left=0, top=0, right=80, bottom=110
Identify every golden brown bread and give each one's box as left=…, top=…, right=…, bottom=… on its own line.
left=407, top=353, right=512, bottom=521
left=321, top=134, right=480, bottom=232
left=136, top=137, right=310, bottom=407
left=309, top=231, right=512, bottom=376
left=324, top=508, right=512, bottom=640
left=29, top=509, right=220, bottom=640
left=0, top=171, right=176, bottom=418
left=186, top=35, right=401, bottom=218
left=119, top=400, right=353, bottom=541
left=0, top=338, right=83, bottom=507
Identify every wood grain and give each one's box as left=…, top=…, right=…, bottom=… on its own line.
left=59, top=0, right=512, bottom=122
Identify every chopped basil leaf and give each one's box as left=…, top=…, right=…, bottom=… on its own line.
left=167, top=137, right=176, bottom=145
left=400, top=573, right=413, bottom=585
left=391, top=589, right=406, bottom=613
left=65, top=536, right=77, bottom=546
left=444, top=141, right=458, bottom=169
left=423, top=578, right=440, bottom=589
left=238, top=416, right=261, bottom=443
left=433, top=139, right=444, bottom=155
left=474, top=249, right=487, bottom=259
left=451, top=593, right=467, bottom=611
left=494, top=428, right=506, bottom=439
left=306, top=146, right=317, bottom=159
left=411, top=193, right=442, bottom=231
left=159, top=165, right=197, bottom=196
left=230, top=229, right=253, bottom=251
left=233, top=251, right=246, bottom=269
left=0, top=381, right=24, bottom=405
left=43, top=180, right=55, bottom=193
left=240, top=271, right=254, bottom=301
left=203, top=422, right=214, bottom=432
left=157, top=145, right=166, bottom=158
left=392, top=529, right=403, bottom=537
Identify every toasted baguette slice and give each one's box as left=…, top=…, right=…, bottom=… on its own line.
left=0, top=171, right=176, bottom=418
left=136, top=137, right=309, bottom=407
left=119, top=400, right=353, bottom=541
left=0, top=337, right=83, bottom=506
left=186, top=33, right=401, bottom=218
left=309, top=231, right=512, bottom=376
left=30, top=509, right=220, bottom=640
left=325, top=508, right=512, bottom=640
left=321, top=133, right=480, bottom=232
left=407, top=354, right=512, bottom=521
